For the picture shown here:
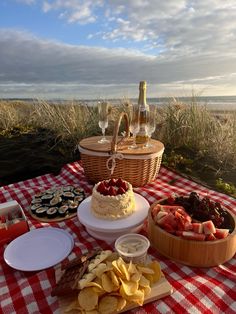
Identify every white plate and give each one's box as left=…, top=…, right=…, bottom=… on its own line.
left=86, top=224, right=144, bottom=243
left=77, top=193, right=149, bottom=233
left=4, top=227, right=74, bottom=271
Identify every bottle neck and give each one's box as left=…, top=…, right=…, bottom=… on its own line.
left=138, top=87, right=147, bottom=108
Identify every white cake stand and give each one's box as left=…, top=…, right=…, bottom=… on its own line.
left=85, top=224, right=144, bottom=243
left=77, top=193, right=149, bottom=242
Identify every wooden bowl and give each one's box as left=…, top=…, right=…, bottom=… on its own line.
left=147, top=201, right=236, bottom=267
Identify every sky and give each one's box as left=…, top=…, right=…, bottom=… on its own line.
left=0, top=0, right=236, bottom=100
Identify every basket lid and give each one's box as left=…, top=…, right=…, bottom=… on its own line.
left=79, top=136, right=164, bottom=156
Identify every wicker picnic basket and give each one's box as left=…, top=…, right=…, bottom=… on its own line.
left=78, top=112, right=164, bottom=187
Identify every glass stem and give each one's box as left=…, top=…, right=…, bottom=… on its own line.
left=102, top=128, right=105, bottom=139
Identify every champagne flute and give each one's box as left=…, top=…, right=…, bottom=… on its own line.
left=145, top=105, right=157, bottom=148
left=128, top=104, right=140, bottom=149
left=98, top=101, right=110, bottom=143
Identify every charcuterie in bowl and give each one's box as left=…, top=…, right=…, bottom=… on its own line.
left=148, top=192, right=236, bottom=267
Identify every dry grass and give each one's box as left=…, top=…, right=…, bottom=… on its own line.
left=0, top=98, right=236, bottom=170
left=156, top=99, right=236, bottom=170
left=0, top=100, right=33, bottom=131
left=30, top=100, right=99, bottom=145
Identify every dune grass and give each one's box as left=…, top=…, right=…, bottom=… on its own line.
left=156, top=100, right=236, bottom=170
left=0, top=98, right=235, bottom=195
left=1, top=98, right=236, bottom=166
left=0, top=99, right=128, bottom=150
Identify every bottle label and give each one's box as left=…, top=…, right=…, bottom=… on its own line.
left=136, top=109, right=149, bottom=144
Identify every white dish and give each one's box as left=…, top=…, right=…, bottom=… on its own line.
left=4, top=227, right=74, bottom=271
left=86, top=224, right=144, bottom=243
left=77, top=193, right=149, bottom=233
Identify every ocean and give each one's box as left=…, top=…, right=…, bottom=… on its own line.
left=148, top=95, right=236, bottom=111
left=81, top=95, right=236, bottom=111
left=5, top=95, right=236, bottom=111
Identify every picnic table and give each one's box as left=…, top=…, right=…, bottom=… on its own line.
left=0, top=161, right=235, bottom=314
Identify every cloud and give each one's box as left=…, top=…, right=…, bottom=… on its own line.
left=103, top=1, right=236, bottom=59
left=31, top=1, right=236, bottom=53
left=36, top=1, right=236, bottom=59
left=42, top=0, right=103, bottom=24
left=14, top=1, right=236, bottom=59
left=1, top=0, right=236, bottom=97
left=0, top=29, right=236, bottom=98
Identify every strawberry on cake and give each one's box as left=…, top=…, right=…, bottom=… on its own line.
left=91, top=178, right=135, bottom=220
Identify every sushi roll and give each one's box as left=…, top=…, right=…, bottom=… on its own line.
left=35, top=207, right=48, bottom=217
left=74, top=195, right=85, bottom=203
left=31, top=203, right=41, bottom=214
left=31, top=197, right=42, bottom=205
left=41, top=194, right=54, bottom=204
left=62, top=192, right=75, bottom=201
left=46, top=207, right=58, bottom=219
left=50, top=196, right=62, bottom=207
left=46, top=187, right=58, bottom=194
left=53, top=190, right=63, bottom=197
left=68, top=201, right=79, bottom=213
left=58, top=205, right=69, bottom=217
left=34, top=191, right=44, bottom=198
left=73, top=188, right=85, bottom=196
left=63, top=186, right=74, bottom=192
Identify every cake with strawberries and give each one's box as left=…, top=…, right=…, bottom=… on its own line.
left=91, top=178, right=135, bottom=220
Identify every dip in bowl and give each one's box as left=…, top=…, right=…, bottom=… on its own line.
left=115, top=233, right=150, bottom=264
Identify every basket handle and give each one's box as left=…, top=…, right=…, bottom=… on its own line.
left=111, top=112, right=130, bottom=153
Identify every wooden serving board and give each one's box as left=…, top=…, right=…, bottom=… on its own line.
left=55, top=267, right=173, bottom=313
left=29, top=210, right=77, bottom=223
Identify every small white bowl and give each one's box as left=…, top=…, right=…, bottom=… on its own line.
left=115, top=233, right=150, bottom=264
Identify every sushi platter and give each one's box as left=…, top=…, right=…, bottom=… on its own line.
left=29, top=185, right=86, bottom=222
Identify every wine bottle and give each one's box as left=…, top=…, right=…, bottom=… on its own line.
left=136, top=81, right=150, bottom=144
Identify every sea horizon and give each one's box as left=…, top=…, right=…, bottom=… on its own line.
left=2, top=95, right=236, bottom=111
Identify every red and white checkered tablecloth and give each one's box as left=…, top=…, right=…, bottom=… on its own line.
left=0, top=161, right=235, bottom=314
